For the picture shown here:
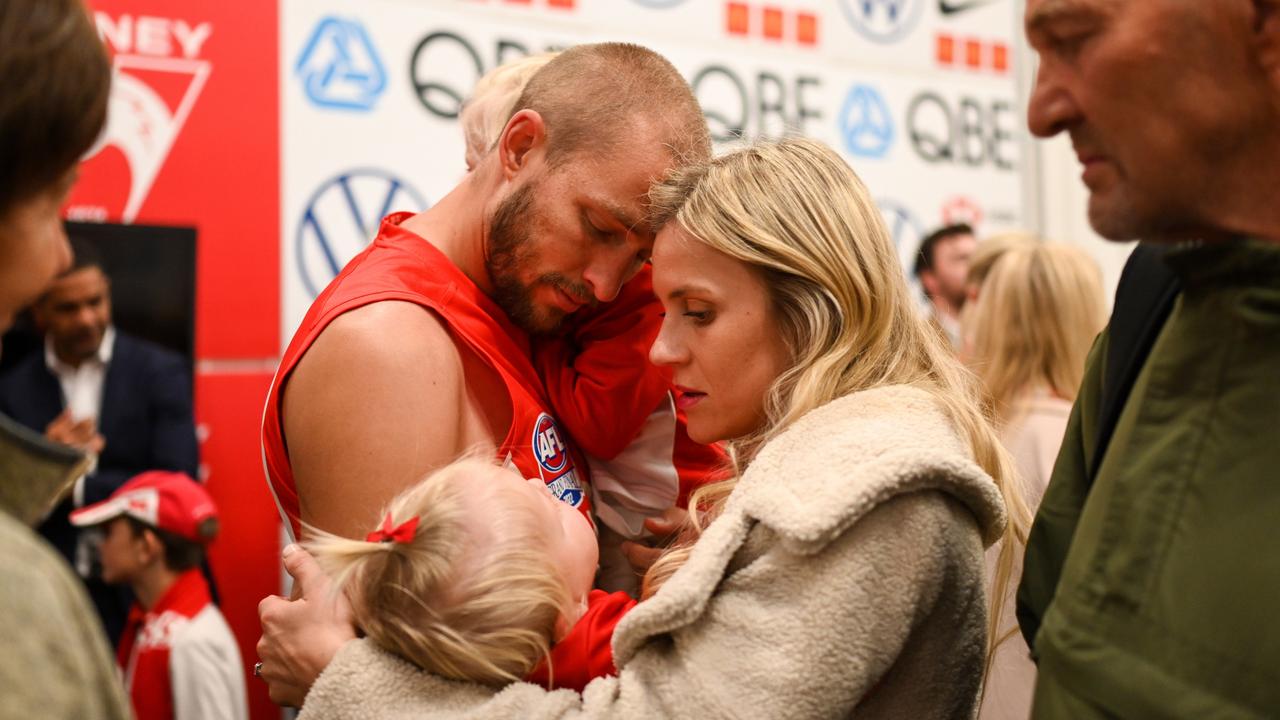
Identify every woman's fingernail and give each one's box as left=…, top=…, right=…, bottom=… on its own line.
left=283, top=543, right=299, bottom=558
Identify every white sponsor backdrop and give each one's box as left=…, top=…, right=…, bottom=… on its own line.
left=281, top=0, right=1026, bottom=341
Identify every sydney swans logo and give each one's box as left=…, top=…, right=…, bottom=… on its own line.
left=77, top=13, right=212, bottom=223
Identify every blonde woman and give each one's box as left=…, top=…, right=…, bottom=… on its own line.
left=964, top=241, right=1106, bottom=502
left=962, top=241, right=1105, bottom=720
left=962, top=232, right=1037, bottom=306
left=259, top=138, right=1028, bottom=718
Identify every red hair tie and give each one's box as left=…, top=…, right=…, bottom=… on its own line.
left=365, top=513, right=419, bottom=544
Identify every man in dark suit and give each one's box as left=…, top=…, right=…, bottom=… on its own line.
left=0, top=243, right=198, bottom=645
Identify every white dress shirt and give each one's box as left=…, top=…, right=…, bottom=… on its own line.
left=45, top=325, right=115, bottom=428
left=43, top=325, right=115, bottom=551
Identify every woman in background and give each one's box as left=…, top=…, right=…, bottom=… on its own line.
left=964, top=240, right=1106, bottom=503
left=962, top=239, right=1106, bottom=720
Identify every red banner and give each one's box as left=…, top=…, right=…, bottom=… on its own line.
left=67, top=1, right=280, bottom=360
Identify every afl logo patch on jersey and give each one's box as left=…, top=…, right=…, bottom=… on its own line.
left=533, top=413, right=569, bottom=473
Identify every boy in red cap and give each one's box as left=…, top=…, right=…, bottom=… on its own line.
left=71, top=471, right=247, bottom=720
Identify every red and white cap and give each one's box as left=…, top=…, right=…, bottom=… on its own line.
left=70, top=471, right=219, bottom=544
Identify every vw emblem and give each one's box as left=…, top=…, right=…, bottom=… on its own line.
left=839, top=85, right=894, bottom=158
left=878, top=198, right=924, bottom=253
left=839, top=0, right=924, bottom=43
left=295, top=169, right=429, bottom=297
left=877, top=198, right=927, bottom=297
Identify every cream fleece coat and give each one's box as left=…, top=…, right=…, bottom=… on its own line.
left=301, top=385, right=1008, bottom=719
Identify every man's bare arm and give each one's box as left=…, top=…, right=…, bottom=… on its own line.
left=282, top=301, right=477, bottom=539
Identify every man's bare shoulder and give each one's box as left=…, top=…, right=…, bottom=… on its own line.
left=317, top=301, right=459, bottom=363
left=282, top=301, right=471, bottom=537
left=283, top=300, right=466, bottom=427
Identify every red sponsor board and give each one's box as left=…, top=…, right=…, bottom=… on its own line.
left=197, top=371, right=278, bottom=720
left=65, top=3, right=282, bottom=719
left=66, top=1, right=280, bottom=360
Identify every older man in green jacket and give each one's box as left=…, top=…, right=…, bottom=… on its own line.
left=1017, top=0, right=1280, bottom=717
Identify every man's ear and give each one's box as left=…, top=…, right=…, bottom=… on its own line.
left=1253, top=0, right=1280, bottom=87
left=497, top=109, right=547, bottom=181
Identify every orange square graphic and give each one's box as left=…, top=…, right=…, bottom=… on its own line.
left=796, top=12, right=818, bottom=45
left=992, top=43, right=1009, bottom=72
left=727, top=2, right=750, bottom=35
left=936, top=33, right=955, bottom=65
left=965, top=38, right=983, bottom=68
left=763, top=7, right=785, bottom=39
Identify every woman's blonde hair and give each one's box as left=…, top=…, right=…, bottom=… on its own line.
left=641, top=137, right=1032, bottom=668
left=305, top=458, right=571, bottom=685
left=459, top=52, right=560, bottom=167
left=965, top=231, right=1037, bottom=293
left=965, top=240, right=1106, bottom=423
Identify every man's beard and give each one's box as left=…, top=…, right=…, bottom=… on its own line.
left=488, top=182, right=593, bottom=335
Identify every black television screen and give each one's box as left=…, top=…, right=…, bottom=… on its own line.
left=0, top=221, right=197, bottom=375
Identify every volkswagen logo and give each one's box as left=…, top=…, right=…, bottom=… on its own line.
left=878, top=198, right=924, bottom=253
left=839, top=84, right=894, bottom=158
left=877, top=198, right=927, bottom=296
left=839, top=0, right=924, bottom=43
left=295, top=169, right=429, bottom=297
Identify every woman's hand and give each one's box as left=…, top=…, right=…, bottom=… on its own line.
left=256, top=544, right=357, bottom=708
left=621, top=506, right=689, bottom=575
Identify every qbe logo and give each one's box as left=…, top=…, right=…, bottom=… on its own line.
left=295, top=169, right=428, bottom=297
left=409, top=31, right=561, bottom=120
left=295, top=17, right=387, bottom=111
left=839, top=0, right=923, bottom=43
left=906, top=92, right=1017, bottom=170
left=839, top=84, right=894, bottom=159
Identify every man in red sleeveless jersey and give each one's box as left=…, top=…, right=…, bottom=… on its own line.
left=261, top=43, right=710, bottom=544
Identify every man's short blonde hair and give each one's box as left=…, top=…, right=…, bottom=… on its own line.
left=509, top=42, right=710, bottom=168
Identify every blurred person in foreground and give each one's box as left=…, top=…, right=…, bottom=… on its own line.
left=961, top=240, right=1106, bottom=720
left=913, top=222, right=976, bottom=349
left=0, top=238, right=200, bottom=646
left=0, top=0, right=130, bottom=717
left=1018, top=0, right=1280, bottom=716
